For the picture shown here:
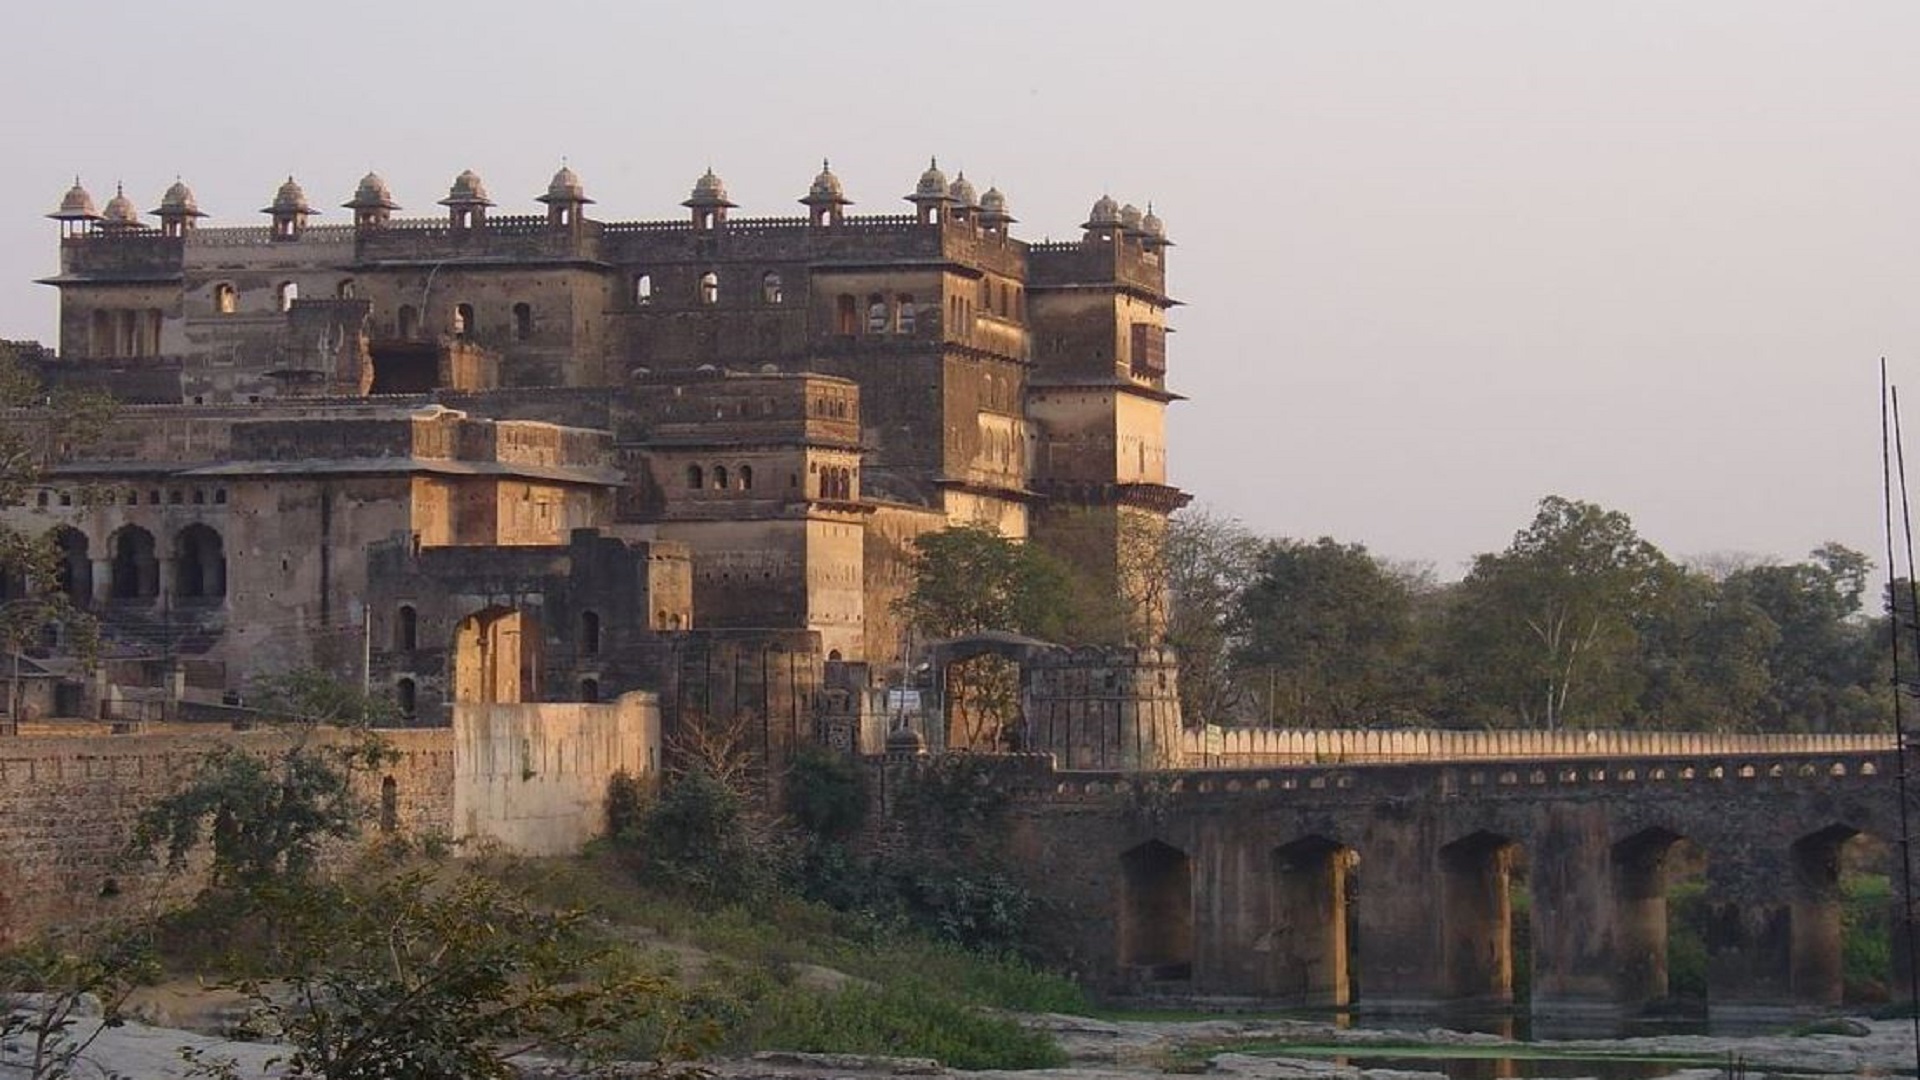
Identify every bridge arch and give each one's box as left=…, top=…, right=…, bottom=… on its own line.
left=1119, top=839, right=1193, bottom=983
left=1269, top=834, right=1355, bottom=1005
left=1439, top=829, right=1522, bottom=1005
left=1788, top=822, right=1886, bottom=1007
left=1610, top=825, right=1700, bottom=1009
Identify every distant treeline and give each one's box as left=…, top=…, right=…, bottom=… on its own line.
left=1167, top=495, right=1903, bottom=732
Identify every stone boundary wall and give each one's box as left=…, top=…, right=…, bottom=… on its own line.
left=450, top=692, right=659, bottom=856
left=1181, top=725, right=1894, bottom=768
left=0, top=726, right=455, bottom=947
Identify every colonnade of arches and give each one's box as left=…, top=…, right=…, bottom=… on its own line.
left=1116, top=820, right=1895, bottom=1012
left=31, top=523, right=226, bottom=607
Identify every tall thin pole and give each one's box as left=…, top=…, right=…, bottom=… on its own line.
left=1877, top=364, right=1920, bottom=1061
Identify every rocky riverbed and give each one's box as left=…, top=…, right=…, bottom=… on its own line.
left=7, top=1001, right=1917, bottom=1079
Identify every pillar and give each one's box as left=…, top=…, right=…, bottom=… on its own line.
left=1353, top=821, right=1446, bottom=1010
left=1440, top=832, right=1514, bottom=1006
left=1704, top=853, right=1797, bottom=1023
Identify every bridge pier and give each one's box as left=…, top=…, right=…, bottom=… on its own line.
left=1439, top=832, right=1515, bottom=1006
left=1529, top=807, right=1633, bottom=1017
left=1351, top=821, right=1448, bottom=1011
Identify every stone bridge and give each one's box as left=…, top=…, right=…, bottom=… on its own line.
left=980, top=731, right=1914, bottom=1021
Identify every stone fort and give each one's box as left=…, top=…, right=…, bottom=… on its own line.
left=10, top=162, right=1186, bottom=738
left=6, top=167, right=1915, bottom=1023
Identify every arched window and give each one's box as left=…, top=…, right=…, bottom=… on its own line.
left=214, top=283, right=237, bottom=315
left=580, top=610, right=602, bottom=657
left=580, top=677, right=601, bottom=704
left=453, top=302, right=475, bottom=336
left=699, top=272, right=719, bottom=305
left=173, top=523, right=227, bottom=601
left=336, top=278, right=356, bottom=299
left=635, top=274, right=653, bottom=305
left=738, top=465, right=753, bottom=490
left=762, top=271, right=783, bottom=305
left=276, top=281, right=299, bottom=312
left=897, top=295, right=916, bottom=334
left=397, top=305, right=418, bottom=339
left=395, top=679, right=416, bottom=721
left=512, top=303, right=532, bottom=340
left=686, top=464, right=704, bottom=489
left=396, top=604, right=418, bottom=652
left=866, top=294, right=888, bottom=333
left=108, top=525, right=159, bottom=600
left=214, top=488, right=227, bottom=505
left=713, top=465, right=729, bottom=490
left=836, top=294, right=857, bottom=335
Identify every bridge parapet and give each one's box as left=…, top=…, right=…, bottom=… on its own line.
left=1182, top=725, right=1894, bottom=768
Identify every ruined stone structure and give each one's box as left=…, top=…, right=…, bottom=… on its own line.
left=12, top=163, right=1185, bottom=725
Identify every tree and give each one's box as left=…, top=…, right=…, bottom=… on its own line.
left=897, top=524, right=1076, bottom=642
left=131, top=669, right=397, bottom=894
left=1439, top=496, right=1675, bottom=729
left=898, top=525, right=1078, bottom=748
left=1722, top=544, right=1885, bottom=731
left=1233, top=537, right=1423, bottom=727
left=1161, top=510, right=1263, bottom=726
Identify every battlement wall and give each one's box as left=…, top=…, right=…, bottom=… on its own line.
left=1184, top=725, right=1895, bottom=767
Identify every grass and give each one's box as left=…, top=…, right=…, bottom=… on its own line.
left=478, top=850, right=1083, bottom=1068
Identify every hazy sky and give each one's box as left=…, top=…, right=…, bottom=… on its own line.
left=2, top=1, right=1916, bottom=579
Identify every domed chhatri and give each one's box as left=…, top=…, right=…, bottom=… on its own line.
left=1119, top=202, right=1143, bottom=232
left=683, top=167, right=735, bottom=208
left=978, top=185, right=1015, bottom=229
left=264, top=175, right=314, bottom=216
left=99, top=183, right=142, bottom=230
left=911, top=157, right=949, bottom=201
left=152, top=178, right=207, bottom=237
left=885, top=725, right=929, bottom=757
left=49, top=178, right=100, bottom=223
left=539, top=164, right=592, bottom=205
left=1142, top=202, right=1171, bottom=245
left=153, top=179, right=205, bottom=218
left=804, top=159, right=848, bottom=204
left=345, top=171, right=398, bottom=211
left=947, top=171, right=979, bottom=210
left=441, top=168, right=494, bottom=208
left=1083, top=193, right=1122, bottom=229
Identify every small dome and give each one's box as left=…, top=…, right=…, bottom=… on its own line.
left=686, top=167, right=733, bottom=207
left=153, top=179, right=205, bottom=219
left=1142, top=203, right=1166, bottom=238
left=543, top=164, right=589, bottom=203
left=1119, top=203, right=1143, bottom=231
left=805, top=159, right=846, bottom=203
left=1085, top=194, right=1121, bottom=228
left=50, top=178, right=99, bottom=221
left=443, top=168, right=493, bottom=206
left=101, top=184, right=140, bottom=226
left=346, top=171, right=398, bottom=210
left=912, top=157, right=949, bottom=200
left=948, top=171, right=979, bottom=209
left=979, top=186, right=1007, bottom=214
left=266, top=176, right=313, bottom=215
